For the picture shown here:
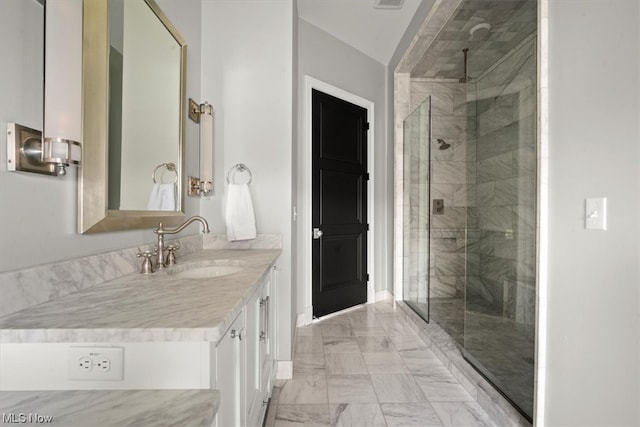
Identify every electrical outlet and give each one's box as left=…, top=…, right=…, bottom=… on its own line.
left=78, top=357, right=92, bottom=372
left=68, top=347, right=124, bottom=381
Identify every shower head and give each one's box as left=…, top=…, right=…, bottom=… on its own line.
left=469, top=22, right=491, bottom=39
left=437, top=139, right=451, bottom=150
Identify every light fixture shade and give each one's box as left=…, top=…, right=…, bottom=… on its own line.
left=42, top=137, right=81, bottom=165
left=199, top=102, right=214, bottom=194
left=44, top=0, right=82, bottom=174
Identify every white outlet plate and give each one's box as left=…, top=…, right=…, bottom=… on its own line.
left=585, top=197, right=607, bottom=230
left=68, top=347, right=124, bottom=381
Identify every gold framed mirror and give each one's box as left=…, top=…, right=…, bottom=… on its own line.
left=79, top=0, right=186, bottom=233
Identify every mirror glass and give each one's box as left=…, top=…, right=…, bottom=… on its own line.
left=80, top=0, right=186, bottom=233
left=107, top=0, right=182, bottom=211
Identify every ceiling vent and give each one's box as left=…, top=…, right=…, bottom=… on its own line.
left=374, top=0, right=405, bottom=10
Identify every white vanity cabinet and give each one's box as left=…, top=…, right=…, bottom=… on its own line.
left=214, top=311, right=246, bottom=427
left=214, top=263, right=278, bottom=427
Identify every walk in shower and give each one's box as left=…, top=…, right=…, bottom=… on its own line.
left=400, top=0, right=537, bottom=421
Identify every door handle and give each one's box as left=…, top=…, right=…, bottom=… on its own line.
left=313, top=228, right=323, bottom=239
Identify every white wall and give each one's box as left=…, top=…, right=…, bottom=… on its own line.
left=543, top=0, right=640, bottom=425
left=0, top=0, right=202, bottom=273
left=199, top=0, right=294, bottom=362
left=296, top=19, right=388, bottom=313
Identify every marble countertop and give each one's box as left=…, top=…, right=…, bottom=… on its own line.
left=0, top=249, right=280, bottom=343
left=0, top=389, right=219, bottom=427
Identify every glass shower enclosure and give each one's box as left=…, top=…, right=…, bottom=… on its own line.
left=401, top=32, right=538, bottom=421
left=463, top=31, right=538, bottom=420
left=402, top=97, right=431, bottom=321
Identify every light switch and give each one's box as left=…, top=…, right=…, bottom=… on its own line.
left=585, top=197, right=607, bottom=230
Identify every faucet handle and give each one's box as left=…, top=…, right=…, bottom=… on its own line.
left=137, top=251, right=156, bottom=274
left=165, top=245, right=180, bottom=267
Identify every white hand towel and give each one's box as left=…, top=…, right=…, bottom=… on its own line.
left=147, top=183, right=176, bottom=211
left=225, top=183, right=257, bottom=241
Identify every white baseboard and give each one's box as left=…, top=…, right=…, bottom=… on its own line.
left=296, top=307, right=312, bottom=327
left=375, top=289, right=393, bottom=302
left=275, top=361, right=292, bottom=380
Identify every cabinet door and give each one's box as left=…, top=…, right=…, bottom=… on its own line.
left=259, top=272, right=273, bottom=397
left=245, top=287, right=262, bottom=426
left=215, top=312, right=245, bottom=427
left=268, top=264, right=278, bottom=365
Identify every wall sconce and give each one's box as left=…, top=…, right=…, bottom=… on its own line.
left=43, top=0, right=82, bottom=176
left=42, top=137, right=81, bottom=175
left=6, top=123, right=81, bottom=176
left=6, top=2, right=83, bottom=177
left=188, top=99, right=214, bottom=196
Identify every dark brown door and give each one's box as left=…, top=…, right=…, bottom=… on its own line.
left=312, top=89, right=368, bottom=318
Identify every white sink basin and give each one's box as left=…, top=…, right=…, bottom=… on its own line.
left=170, top=260, right=246, bottom=279
left=174, top=265, right=243, bottom=279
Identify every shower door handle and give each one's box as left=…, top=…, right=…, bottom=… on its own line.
left=313, top=228, right=323, bottom=239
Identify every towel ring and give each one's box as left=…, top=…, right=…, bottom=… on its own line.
left=226, top=163, right=253, bottom=185
left=152, top=162, right=178, bottom=184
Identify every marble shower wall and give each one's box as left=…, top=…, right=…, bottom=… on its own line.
left=466, top=36, right=537, bottom=325
left=409, top=80, right=472, bottom=299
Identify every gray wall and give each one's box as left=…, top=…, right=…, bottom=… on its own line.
left=544, top=0, right=640, bottom=425
left=199, top=0, right=294, bottom=361
left=296, top=18, right=388, bottom=308
left=0, top=0, right=202, bottom=273
left=291, top=0, right=299, bottom=345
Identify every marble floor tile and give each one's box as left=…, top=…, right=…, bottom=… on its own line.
left=370, top=374, right=426, bottom=403
left=370, top=302, right=398, bottom=313
left=356, top=336, right=394, bottom=352
left=413, top=373, right=474, bottom=402
left=350, top=325, right=388, bottom=336
left=327, top=375, right=378, bottom=403
left=330, top=403, right=386, bottom=427
left=380, top=402, right=444, bottom=427
left=295, top=335, right=324, bottom=354
left=430, top=402, right=495, bottom=427
left=346, top=310, right=381, bottom=326
left=297, top=324, right=324, bottom=337
left=379, top=318, right=415, bottom=336
left=323, top=336, right=361, bottom=353
left=399, top=349, right=451, bottom=375
left=275, top=404, right=330, bottom=427
left=325, top=353, right=368, bottom=375
left=293, top=353, right=326, bottom=376
left=278, top=375, right=328, bottom=405
left=276, top=300, right=502, bottom=427
left=264, top=386, right=281, bottom=427
left=321, top=323, right=355, bottom=337
left=362, top=351, right=410, bottom=374
left=388, top=333, right=428, bottom=351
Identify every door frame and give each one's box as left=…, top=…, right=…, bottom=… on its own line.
left=299, top=76, right=375, bottom=325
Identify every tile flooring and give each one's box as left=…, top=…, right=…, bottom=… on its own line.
left=266, top=300, right=496, bottom=427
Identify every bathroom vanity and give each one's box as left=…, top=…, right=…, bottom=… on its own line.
left=0, top=248, right=280, bottom=427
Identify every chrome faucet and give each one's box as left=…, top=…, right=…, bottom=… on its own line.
left=153, top=216, right=210, bottom=270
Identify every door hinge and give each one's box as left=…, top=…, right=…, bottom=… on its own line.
left=366, top=273, right=370, bottom=282
left=365, top=173, right=370, bottom=181
left=365, top=122, right=370, bottom=130
left=366, top=223, right=370, bottom=231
